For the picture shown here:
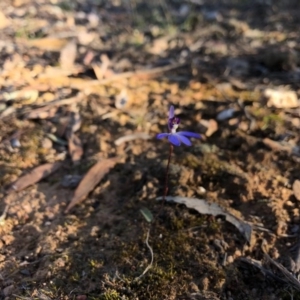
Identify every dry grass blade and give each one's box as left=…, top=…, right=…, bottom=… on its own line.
left=36, top=95, right=84, bottom=108
left=262, top=239, right=300, bottom=291
left=17, top=38, right=69, bottom=51
left=238, top=257, right=287, bottom=283
left=114, top=132, right=151, bottom=146
left=65, top=157, right=119, bottom=213
left=67, top=110, right=82, bottom=135
left=7, top=162, right=62, bottom=193
left=82, top=62, right=187, bottom=88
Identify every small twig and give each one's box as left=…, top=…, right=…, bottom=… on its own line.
left=0, top=205, right=9, bottom=225
left=114, top=132, right=151, bottom=146
left=81, top=63, right=187, bottom=88
left=134, top=227, right=153, bottom=281
left=262, top=239, right=300, bottom=292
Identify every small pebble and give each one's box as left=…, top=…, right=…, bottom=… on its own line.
left=41, top=138, right=53, bottom=149
left=227, top=255, right=234, bottom=264
left=234, top=250, right=242, bottom=258
left=291, top=225, right=299, bottom=233
left=20, top=269, right=30, bottom=276
left=10, top=138, right=21, bottom=148
left=198, top=186, right=206, bottom=194
left=3, top=285, right=14, bottom=297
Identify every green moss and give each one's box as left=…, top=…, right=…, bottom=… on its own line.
left=99, top=289, right=123, bottom=300
left=262, top=113, right=284, bottom=130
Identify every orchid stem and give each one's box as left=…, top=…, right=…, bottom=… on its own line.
left=163, top=144, right=173, bottom=203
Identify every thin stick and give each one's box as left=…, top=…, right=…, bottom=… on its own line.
left=163, top=144, right=173, bottom=203
left=84, top=62, right=186, bottom=86
left=134, top=227, right=153, bottom=281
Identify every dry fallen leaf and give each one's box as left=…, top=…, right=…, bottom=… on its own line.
left=3, top=89, right=39, bottom=105
left=157, top=196, right=252, bottom=243
left=114, top=132, right=151, bottom=146
left=68, top=133, right=83, bottom=164
left=18, top=38, right=69, bottom=51
left=263, top=138, right=300, bottom=156
left=0, top=11, right=10, bottom=29
left=59, top=40, right=77, bottom=70
left=216, top=108, right=236, bottom=121
left=7, top=162, right=62, bottom=193
left=200, top=119, right=218, bottom=137
left=264, top=88, right=298, bottom=108
left=26, top=106, right=58, bottom=119
left=293, top=180, right=300, bottom=201
left=92, top=54, right=112, bottom=80
left=65, top=157, right=119, bottom=213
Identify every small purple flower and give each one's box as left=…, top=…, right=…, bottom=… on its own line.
left=157, top=105, right=201, bottom=146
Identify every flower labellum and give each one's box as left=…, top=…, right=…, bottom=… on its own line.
left=157, top=105, right=201, bottom=146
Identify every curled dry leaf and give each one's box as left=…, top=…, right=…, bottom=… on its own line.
left=68, top=133, right=83, bottom=164
left=7, top=162, right=62, bottom=193
left=157, top=196, right=252, bottom=243
left=65, top=157, right=119, bottom=213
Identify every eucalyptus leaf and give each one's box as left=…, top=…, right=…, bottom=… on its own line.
left=47, top=133, right=68, bottom=146
left=140, top=207, right=153, bottom=223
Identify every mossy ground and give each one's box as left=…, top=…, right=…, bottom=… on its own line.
left=1, top=0, right=300, bottom=299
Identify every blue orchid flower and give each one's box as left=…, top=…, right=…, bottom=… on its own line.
left=156, top=105, right=201, bottom=146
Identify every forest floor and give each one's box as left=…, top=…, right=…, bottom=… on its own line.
left=2, top=0, right=300, bottom=299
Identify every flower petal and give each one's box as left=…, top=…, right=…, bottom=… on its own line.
left=168, top=134, right=181, bottom=146
left=156, top=133, right=169, bottom=139
left=175, top=133, right=192, bottom=146
left=169, top=105, right=175, bottom=119
left=177, top=131, right=201, bottom=138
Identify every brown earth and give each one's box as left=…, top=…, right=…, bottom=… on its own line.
left=1, top=0, right=300, bottom=299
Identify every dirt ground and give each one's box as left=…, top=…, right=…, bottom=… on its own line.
left=2, top=0, right=300, bottom=299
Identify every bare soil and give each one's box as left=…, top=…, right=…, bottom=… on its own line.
left=1, top=1, right=300, bottom=299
